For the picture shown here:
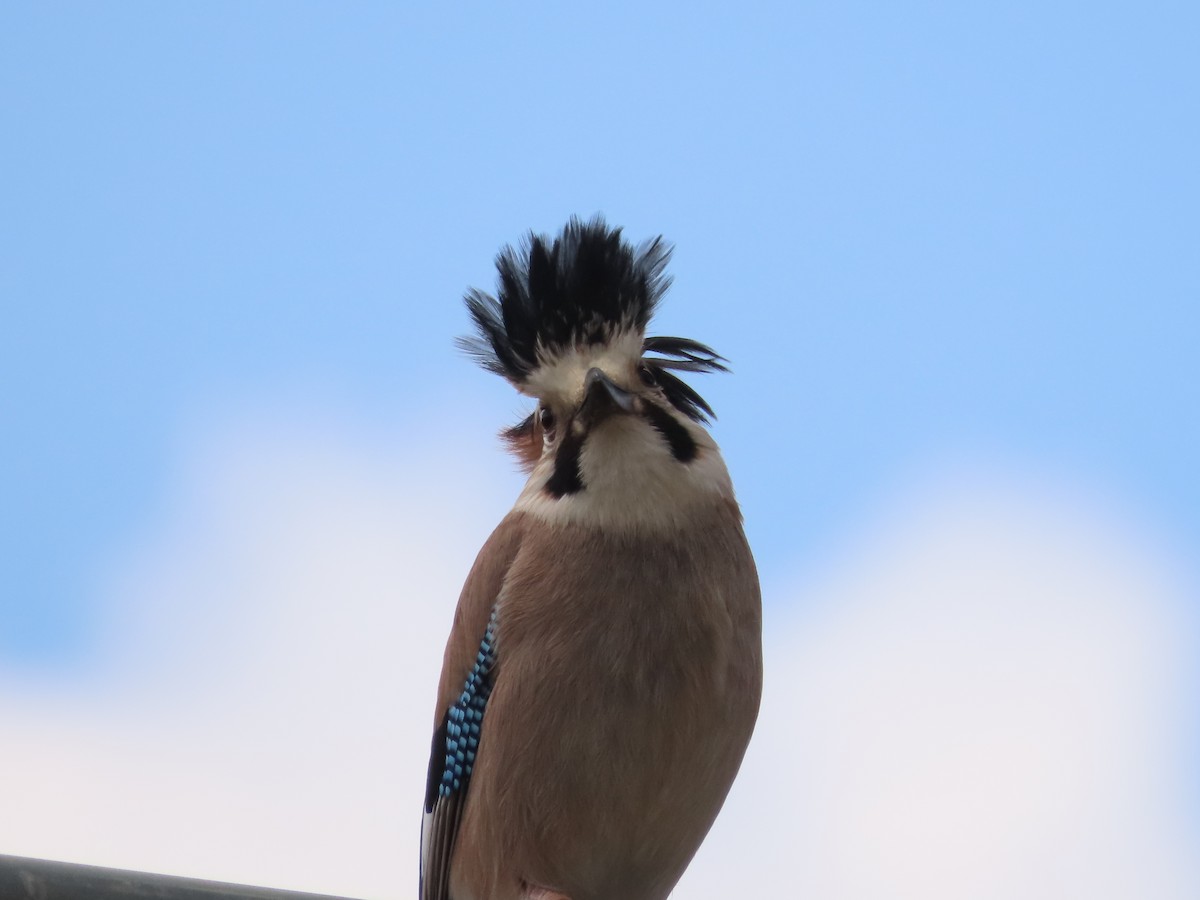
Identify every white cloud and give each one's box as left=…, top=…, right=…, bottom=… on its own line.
left=1, top=425, right=1196, bottom=899
left=0, top=411, right=513, bottom=899
left=680, top=470, right=1199, bottom=900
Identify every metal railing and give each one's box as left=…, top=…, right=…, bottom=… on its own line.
left=0, top=854, right=361, bottom=900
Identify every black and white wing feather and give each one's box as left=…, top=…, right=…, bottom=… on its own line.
left=420, top=610, right=499, bottom=900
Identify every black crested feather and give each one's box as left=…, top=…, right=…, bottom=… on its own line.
left=653, top=368, right=718, bottom=423
left=642, top=336, right=729, bottom=374
left=642, top=335, right=728, bottom=423
left=459, top=216, right=671, bottom=381
left=459, top=217, right=726, bottom=423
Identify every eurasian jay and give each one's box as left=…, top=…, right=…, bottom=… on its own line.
left=421, top=217, right=762, bottom=900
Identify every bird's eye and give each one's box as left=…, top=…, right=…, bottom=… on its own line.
left=538, top=406, right=556, bottom=436
left=638, top=364, right=658, bottom=387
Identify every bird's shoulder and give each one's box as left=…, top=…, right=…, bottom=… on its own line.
left=434, top=511, right=527, bottom=718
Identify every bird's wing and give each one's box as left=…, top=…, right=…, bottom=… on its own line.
left=421, top=513, right=526, bottom=900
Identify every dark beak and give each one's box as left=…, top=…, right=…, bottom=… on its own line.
left=579, top=367, right=636, bottom=425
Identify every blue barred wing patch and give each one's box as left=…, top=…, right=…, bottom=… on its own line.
left=421, top=607, right=500, bottom=900
left=439, top=607, right=498, bottom=796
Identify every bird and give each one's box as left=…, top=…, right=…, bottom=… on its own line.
left=421, top=217, right=762, bottom=900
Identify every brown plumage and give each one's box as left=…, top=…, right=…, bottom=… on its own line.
left=422, top=218, right=762, bottom=900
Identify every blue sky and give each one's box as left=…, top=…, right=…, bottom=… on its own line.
left=2, top=3, right=1199, bottom=895
left=5, top=2, right=1196, bottom=663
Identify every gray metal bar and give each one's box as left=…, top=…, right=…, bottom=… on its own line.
left=0, top=854, right=362, bottom=900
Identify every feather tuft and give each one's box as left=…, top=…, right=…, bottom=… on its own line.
left=460, top=217, right=726, bottom=425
